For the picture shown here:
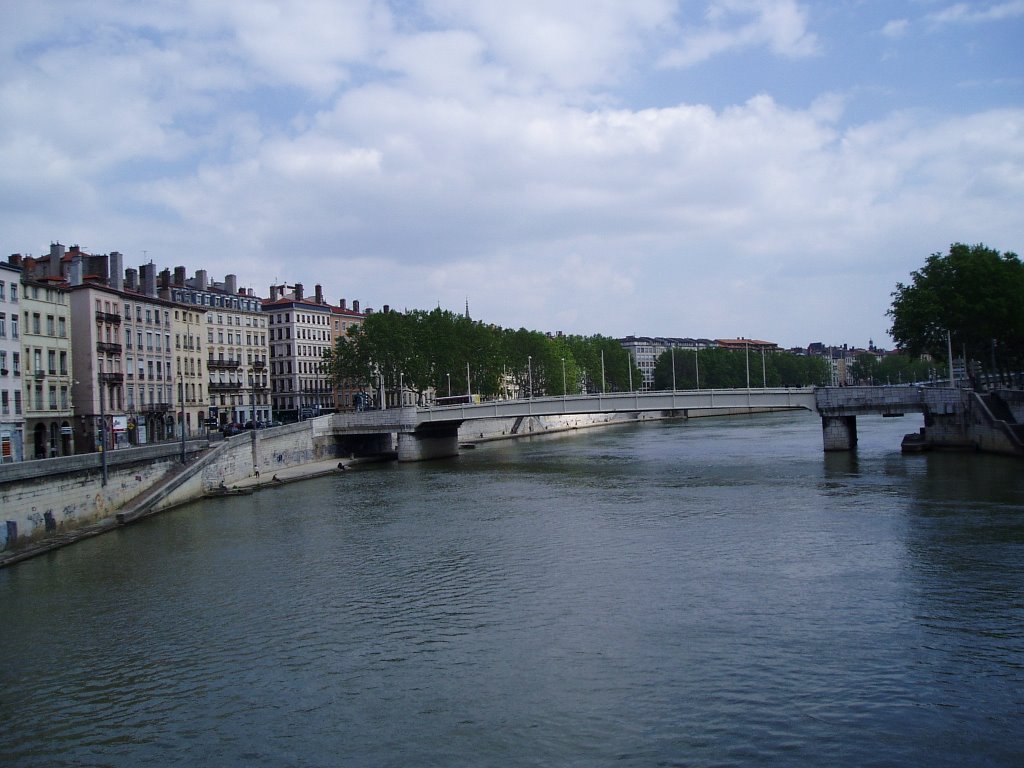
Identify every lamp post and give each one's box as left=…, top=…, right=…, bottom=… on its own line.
left=180, top=371, right=186, bottom=463
left=627, top=351, right=633, bottom=392
left=561, top=357, right=566, bottom=397
left=695, top=347, right=700, bottom=390
left=761, top=348, right=767, bottom=388
left=601, top=349, right=606, bottom=393
left=671, top=347, right=676, bottom=391
left=466, top=362, right=471, bottom=399
left=98, top=360, right=108, bottom=486
left=447, top=372, right=451, bottom=398
left=745, top=340, right=750, bottom=390
left=527, top=356, right=532, bottom=399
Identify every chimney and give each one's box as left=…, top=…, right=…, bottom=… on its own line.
left=8, top=253, right=22, bottom=268
left=195, top=269, right=208, bottom=291
left=383, top=304, right=390, bottom=314
left=108, top=252, right=124, bottom=291
left=269, top=285, right=279, bottom=301
left=69, top=257, right=83, bottom=286
left=294, top=283, right=304, bottom=301
left=159, top=268, right=171, bottom=289
left=140, top=263, right=157, bottom=296
left=174, top=266, right=186, bottom=286
left=338, top=298, right=346, bottom=311
left=352, top=299, right=360, bottom=313
left=315, top=284, right=323, bottom=304
left=225, top=274, right=237, bottom=295
left=49, top=243, right=65, bottom=278
left=124, top=268, right=138, bottom=291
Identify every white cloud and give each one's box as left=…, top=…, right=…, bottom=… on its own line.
left=928, top=1, right=1024, bottom=25
left=880, top=18, right=910, bottom=38
left=661, top=0, right=819, bottom=68
left=0, top=1, right=1020, bottom=347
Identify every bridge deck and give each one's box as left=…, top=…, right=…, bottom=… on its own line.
left=415, top=387, right=817, bottom=424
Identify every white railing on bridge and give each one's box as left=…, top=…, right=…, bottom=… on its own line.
left=415, top=387, right=817, bottom=424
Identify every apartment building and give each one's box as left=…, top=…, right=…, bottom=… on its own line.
left=0, top=260, right=24, bottom=462
left=619, top=336, right=717, bottom=391
left=264, top=283, right=368, bottom=420
left=19, top=277, right=74, bottom=458
left=18, top=244, right=207, bottom=450
left=163, top=269, right=268, bottom=428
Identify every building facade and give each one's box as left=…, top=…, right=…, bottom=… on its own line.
left=0, top=261, right=24, bottom=462
left=264, top=284, right=369, bottom=420
left=19, top=278, right=74, bottom=458
left=163, top=269, right=267, bottom=428
left=619, top=336, right=717, bottom=391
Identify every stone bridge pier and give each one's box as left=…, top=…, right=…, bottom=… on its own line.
left=821, top=415, right=859, bottom=451
left=396, top=423, right=461, bottom=462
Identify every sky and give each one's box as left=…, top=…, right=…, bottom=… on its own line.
left=1, top=0, right=1021, bottom=349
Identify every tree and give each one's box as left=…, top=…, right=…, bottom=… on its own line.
left=888, top=243, right=1024, bottom=374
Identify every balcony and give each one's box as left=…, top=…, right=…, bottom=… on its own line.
left=207, top=358, right=242, bottom=370
left=139, top=402, right=172, bottom=413
left=34, top=370, right=45, bottom=380
left=95, top=311, right=122, bottom=325
left=96, top=341, right=123, bottom=355
left=209, top=381, right=242, bottom=392
left=251, top=360, right=266, bottom=370
left=99, top=371, right=124, bottom=384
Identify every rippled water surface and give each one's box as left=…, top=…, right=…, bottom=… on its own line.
left=2, top=412, right=1023, bottom=767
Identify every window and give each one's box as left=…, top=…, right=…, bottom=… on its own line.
left=11, top=315, right=18, bottom=338
left=60, top=351, right=67, bottom=375
left=14, top=390, right=21, bottom=414
left=126, top=328, right=132, bottom=348
left=12, top=352, right=19, bottom=374
left=0, top=282, right=4, bottom=300
left=48, top=350, right=56, bottom=374
left=0, top=351, right=5, bottom=371
left=10, top=284, right=16, bottom=302
left=47, top=315, right=55, bottom=336
left=49, top=386, right=57, bottom=410
left=0, top=313, right=5, bottom=337
left=58, top=317, right=66, bottom=337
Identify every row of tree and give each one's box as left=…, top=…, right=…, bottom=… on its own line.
left=324, top=308, right=836, bottom=399
left=888, top=243, right=1024, bottom=379
left=323, top=308, right=640, bottom=400
left=652, top=347, right=831, bottom=389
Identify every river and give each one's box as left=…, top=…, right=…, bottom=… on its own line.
left=2, top=411, right=1022, bottom=767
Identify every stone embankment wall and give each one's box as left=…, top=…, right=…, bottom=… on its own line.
left=0, top=420, right=346, bottom=552
left=0, top=440, right=207, bottom=550
left=459, top=406, right=796, bottom=443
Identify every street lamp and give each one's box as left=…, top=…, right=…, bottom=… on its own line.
left=98, top=360, right=108, bottom=486
left=180, top=370, right=186, bottom=463
left=527, top=355, right=532, bottom=399
left=671, top=347, right=676, bottom=391
left=561, top=357, right=566, bottom=397
left=601, top=350, right=606, bottom=393
left=627, top=351, right=633, bottom=392
left=695, top=347, right=700, bottom=390
left=447, top=372, right=451, bottom=398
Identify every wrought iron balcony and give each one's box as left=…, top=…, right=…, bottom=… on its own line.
left=99, top=371, right=124, bottom=384
left=251, top=360, right=266, bottom=370
left=96, top=341, right=123, bottom=355
left=95, top=311, right=122, bottom=325
left=139, top=401, right=172, bottom=413
left=209, top=381, right=242, bottom=392
left=207, top=358, right=242, bottom=370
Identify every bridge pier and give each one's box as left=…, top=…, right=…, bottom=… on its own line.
left=821, top=415, right=858, bottom=451
left=397, top=428, right=460, bottom=462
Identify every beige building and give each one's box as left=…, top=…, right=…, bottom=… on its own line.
left=163, top=269, right=267, bottom=428
left=19, top=278, right=74, bottom=458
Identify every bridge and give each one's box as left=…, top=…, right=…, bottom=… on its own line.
left=317, top=385, right=1023, bottom=460
left=323, top=387, right=814, bottom=461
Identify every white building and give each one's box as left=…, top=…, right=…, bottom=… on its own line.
left=0, top=260, right=24, bottom=462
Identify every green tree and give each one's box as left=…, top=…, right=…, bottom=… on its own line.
left=888, top=243, right=1024, bottom=374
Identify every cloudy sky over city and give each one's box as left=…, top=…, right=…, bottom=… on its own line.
left=1, top=0, right=1021, bottom=347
